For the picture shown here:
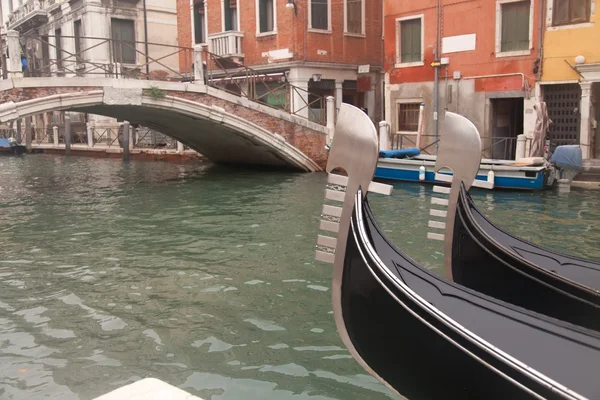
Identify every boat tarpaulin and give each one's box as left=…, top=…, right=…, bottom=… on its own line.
left=379, top=148, right=420, bottom=159
left=551, top=145, right=582, bottom=170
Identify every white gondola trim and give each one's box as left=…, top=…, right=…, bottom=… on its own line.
left=431, top=197, right=449, bottom=206
left=315, top=250, right=335, bottom=264
left=427, top=232, right=445, bottom=241
left=328, top=174, right=393, bottom=196
left=322, top=205, right=343, bottom=218
left=317, top=235, right=337, bottom=249
left=430, top=209, right=448, bottom=218
left=428, top=220, right=446, bottom=230
left=433, top=185, right=451, bottom=194
left=320, top=220, right=340, bottom=233
left=325, top=189, right=346, bottom=203
left=434, top=173, right=494, bottom=190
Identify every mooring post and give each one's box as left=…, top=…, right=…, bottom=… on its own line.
left=6, top=30, right=23, bottom=79
left=15, top=119, right=22, bottom=144
left=122, top=121, right=130, bottom=162
left=25, top=117, right=32, bottom=151
left=53, top=126, right=59, bottom=146
left=193, top=45, right=205, bottom=84
left=64, top=116, right=71, bottom=155
left=379, top=121, right=390, bottom=152
left=177, top=141, right=184, bottom=154
left=86, top=122, right=94, bottom=147
left=326, top=96, right=335, bottom=143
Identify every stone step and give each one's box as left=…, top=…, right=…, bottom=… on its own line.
left=573, top=173, right=600, bottom=182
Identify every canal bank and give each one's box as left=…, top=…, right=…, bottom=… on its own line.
left=1, top=155, right=599, bottom=399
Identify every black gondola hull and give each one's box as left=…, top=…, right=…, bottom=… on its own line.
left=452, top=185, right=600, bottom=331
left=341, top=193, right=600, bottom=400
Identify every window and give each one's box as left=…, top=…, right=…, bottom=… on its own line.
left=345, top=0, right=363, bottom=34
left=397, top=103, right=420, bottom=132
left=310, top=0, right=329, bottom=31
left=74, top=20, right=83, bottom=59
left=397, top=17, right=422, bottom=64
left=55, top=28, right=62, bottom=70
left=8, top=0, right=13, bottom=13
left=499, top=1, right=530, bottom=53
left=224, top=0, right=237, bottom=31
left=553, top=0, right=590, bottom=26
left=194, top=0, right=206, bottom=43
left=111, top=18, right=136, bottom=64
left=258, top=0, right=275, bottom=33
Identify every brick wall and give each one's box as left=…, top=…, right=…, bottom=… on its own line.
left=177, top=0, right=192, bottom=73
left=177, top=0, right=383, bottom=70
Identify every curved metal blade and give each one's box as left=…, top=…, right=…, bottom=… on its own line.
left=321, top=103, right=401, bottom=396
left=433, top=112, right=483, bottom=280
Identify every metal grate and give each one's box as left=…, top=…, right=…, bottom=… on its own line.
left=544, top=83, right=581, bottom=149
left=397, top=103, right=420, bottom=132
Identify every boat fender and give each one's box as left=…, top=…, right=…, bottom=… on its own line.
left=487, top=170, right=495, bottom=185
left=419, top=166, right=426, bottom=181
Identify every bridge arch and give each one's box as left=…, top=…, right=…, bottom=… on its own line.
left=0, top=78, right=328, bottom=171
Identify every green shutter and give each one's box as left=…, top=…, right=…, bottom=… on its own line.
left=401, top=19, right=421, bottom=63
left=111, top=18, right=136, bottom=64
left=501, top=1, right=529, bottom=52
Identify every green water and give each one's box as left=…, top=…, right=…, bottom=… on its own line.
left=0, top=155, right=599, bottom=400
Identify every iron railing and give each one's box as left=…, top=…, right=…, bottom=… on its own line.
left=203, top=49, right=326, bottom=125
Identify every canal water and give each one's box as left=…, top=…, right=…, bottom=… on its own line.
left=1, top=155, right=599, bottom=400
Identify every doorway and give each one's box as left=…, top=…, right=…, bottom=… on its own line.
left=490, top=97, right=524, bottom=160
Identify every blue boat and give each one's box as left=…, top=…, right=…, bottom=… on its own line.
left=375, top=154, right=554, bottom=190
left=0, top=138, right=26, bottom=155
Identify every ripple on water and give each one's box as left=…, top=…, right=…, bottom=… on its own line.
left=244, top=319, right=286, bottom=332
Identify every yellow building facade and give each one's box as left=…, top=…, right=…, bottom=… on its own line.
left=541, top=0, right=600, bottom=159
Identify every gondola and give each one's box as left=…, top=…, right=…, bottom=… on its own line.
left=316, top=104, right=600, bottom=399
left=451, top=184, right=600, bottom=330
left=417, top=113, right=600, bottom=331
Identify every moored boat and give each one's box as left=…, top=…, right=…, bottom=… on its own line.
left=0, top=138, right=26, bottom=155
left=316, top=104, right=600, bottom=399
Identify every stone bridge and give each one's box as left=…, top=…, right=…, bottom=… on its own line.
left=0, top=77, right=330, bottom=171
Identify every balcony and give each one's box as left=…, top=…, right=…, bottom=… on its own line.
left=208, top=31, right=244, bottom=60
left=7, top=0, right=55, bottom=32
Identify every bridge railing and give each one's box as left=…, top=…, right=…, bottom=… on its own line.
left=16, top=34, right=194, bottom=81
left=201, top=49, right=326, bottom=125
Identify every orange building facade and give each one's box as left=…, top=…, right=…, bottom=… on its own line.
left=384, top=0, right=543, bottom=159
left=177, top=0, right=384, bottom=123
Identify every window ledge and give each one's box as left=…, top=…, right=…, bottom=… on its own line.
left=547, top=22, right=594, bottom=31
left=344, top=32, right=366, bottom=38
left=496, top=50, right=530, bottom=58
left=256, top=31, right=277, bottom=38
left=395, top=131, right=419, bottom=135
left=308, top=28, right=332, bottom=34
left=394, top=61, right=424, bottom=69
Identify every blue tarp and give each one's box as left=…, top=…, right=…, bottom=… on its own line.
left=551, top=145, right=582, bottom=170
left=379, top=148, right=420, bottom=159
left=0, top=138, right=10, bottom=148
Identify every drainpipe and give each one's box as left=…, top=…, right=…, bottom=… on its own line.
left=143, top=0, right=150, bottom=79
left=536, top=0, right=544, bottom=81
left=433, top=0, right=440, bottom=154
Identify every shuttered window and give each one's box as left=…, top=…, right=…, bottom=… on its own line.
left=346, top=0, right=362, bottom=34
left=500, top=1, right=530, bottom=53
left=311, top=0, right=328, bottom=30
left=111, top=18, right=136, bottom=64
left=399, top=18, right=422, bottom=63
left=259, top=0, right=274, bottom=33
left=553, top=0, right=590, bottom=26
left=74, top=20, right=83, bottom=58
left=397, top=103, right=420, bottom=132
left=224, top=0, right=237, bottom=31
left=194, top=1, right=206, bottom=44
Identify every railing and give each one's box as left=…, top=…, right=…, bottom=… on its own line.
left=19, top=34, right=194, bottom=81
left=203, top=49, right=326, bottom=125
left=392, top=133, right=535, bottom=160
left=134, top=127, right=177, bottom=149
left=7, top=0, right=50, bottom=28
left=391, top=133, right=439, bottom=156
left=208, top=31, right=244, bottom=58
